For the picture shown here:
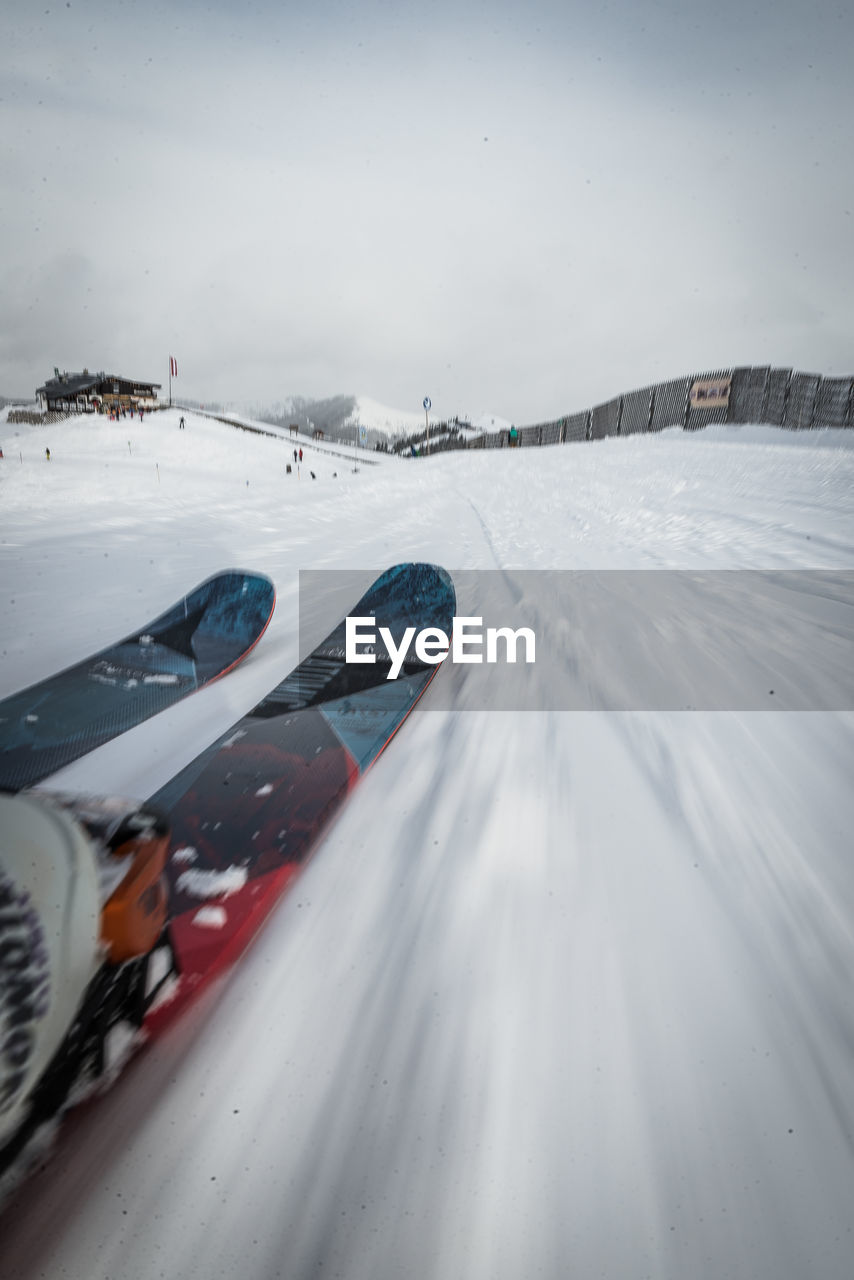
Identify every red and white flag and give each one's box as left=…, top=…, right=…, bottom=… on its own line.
left=169, top=356, right=178, bottom=377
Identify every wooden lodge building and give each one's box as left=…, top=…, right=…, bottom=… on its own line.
left=36, top=369, right=161, bottom=414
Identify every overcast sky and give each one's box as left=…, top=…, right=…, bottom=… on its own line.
left=2, top=0, right=852, bottom=423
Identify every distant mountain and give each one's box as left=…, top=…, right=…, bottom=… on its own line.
left=252, top=394, right=429, bottom=449
left=247, top=395, right=514, bottom=451
left=254, top=394, right=357, bottom=438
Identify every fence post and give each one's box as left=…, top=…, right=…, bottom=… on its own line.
left=808, top=377, right=821, bottom=430
left=757, top=366, right=770, bottom=425
left=780, top=371, right=793, bottom=428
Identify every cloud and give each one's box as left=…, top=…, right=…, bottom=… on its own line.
left=1, top=0, right=851, bottom=420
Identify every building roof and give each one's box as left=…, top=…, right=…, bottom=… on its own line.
left=36, top=371, right=162, bottom=398
left=36, top=372, right=102, bottom=399
left=99, top=373, right=162, bottom=389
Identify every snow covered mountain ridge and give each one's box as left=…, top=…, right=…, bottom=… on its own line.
left=173, top=394, right=509, bottom=442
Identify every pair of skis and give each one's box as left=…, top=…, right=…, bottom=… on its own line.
left=0, top=564, right=455, bottom=1191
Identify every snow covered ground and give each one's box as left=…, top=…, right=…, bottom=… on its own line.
left=344, top=395, right=429, bottom=436
left=329, top=395, right=510, bottom=437
left=1, top=407, right=853, bottom=1280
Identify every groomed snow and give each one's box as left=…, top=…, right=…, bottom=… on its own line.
left=340, top=396, right=510, bottom=436
left=345, top=395, right=428, bottom=435
left=1, top=407, right=854, bottom=1280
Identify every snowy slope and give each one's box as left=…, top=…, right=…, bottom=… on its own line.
left=341, top=396, right=512, bottom=436
left=1, top=407, right=854, bottom=1280
left=344, top=395, right=428, bottom=436
left=471, top=409, right=514, bottom=433
left=332, top=396, right=510, bottom=437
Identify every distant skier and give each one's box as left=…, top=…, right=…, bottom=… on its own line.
left=293, top=449, right=298, bottom=463
left=299, top=448, right=303, bottom=463
left=179, top=416, right=185, bottom=430
left=45, top=447, right=51, bottom=461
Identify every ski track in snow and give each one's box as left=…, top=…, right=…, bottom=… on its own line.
left=1, top=408, right=854, bottom=1279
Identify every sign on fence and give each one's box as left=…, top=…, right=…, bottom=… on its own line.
left=690, top=376, right=731, bottom=409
